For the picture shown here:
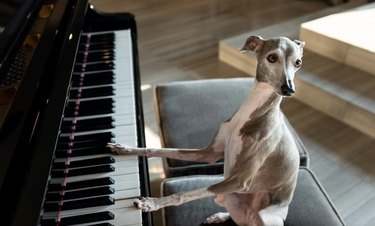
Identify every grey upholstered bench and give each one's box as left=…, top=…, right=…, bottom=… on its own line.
left=153, top=78, right=345, bottom=226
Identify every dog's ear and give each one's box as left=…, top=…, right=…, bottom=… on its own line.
left=240, top=36, right=264, bottom=53
left=293, top=39, right=305, bottom=50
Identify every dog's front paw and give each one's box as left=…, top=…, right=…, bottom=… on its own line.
left=133, top=197, right=159, bottom=212
left=107, top=142, right=133, bottom=155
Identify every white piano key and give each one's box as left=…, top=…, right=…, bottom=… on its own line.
left=54, top=155, right=137, bottom=165
left=51, top=157, right=138, bottom=173
left=49, top=173, right=140, bottom=194
left=42, top=199, right=140, bottom=220
left=62, top=109, right=134, bottom=122
left=50, top=165, right=139, bottom=184
left=112, top=174, right=140, bottom=191
left=50, top=179, right=140, bottom=202
left=69, top=81, right=133, bottom=91
left=80, top=223, right=141, bottom=226
left=78, top=221, right=142, bottom=226
left=112, top=187, right=140, bottom=200
left=114, top=135, right=138, bottom=147
left=46, top=186, right=140, bottom=202
left=54, top=154, right=138, bottom=163
left=70, top=208, right=142, bottom=226
left=70, top=79, right=134, bottom=92
left=59, top=125, right=137, bottom=138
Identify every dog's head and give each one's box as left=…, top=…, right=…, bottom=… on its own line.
left=241, top=36, right=304, bottom=97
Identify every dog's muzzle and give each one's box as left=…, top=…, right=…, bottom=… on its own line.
left=281, top=80, right=295, bottom=96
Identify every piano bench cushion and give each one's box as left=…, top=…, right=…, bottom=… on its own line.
left=153, top=78, right=309, bottom=178
left=161, top=167, right=345, bottom=226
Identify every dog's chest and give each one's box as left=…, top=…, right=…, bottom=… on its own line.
left=220, top=81, right=275, bottom=176
left=222, top=111, right=255, bottom=174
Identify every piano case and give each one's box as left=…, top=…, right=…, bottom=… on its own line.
left=0, top=0, right=152, bottom=225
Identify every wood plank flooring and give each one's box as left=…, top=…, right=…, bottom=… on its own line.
left=92, top=1, right=375, bottom=225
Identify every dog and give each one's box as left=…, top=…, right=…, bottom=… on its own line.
left=107, top=35, right=305, bottom=226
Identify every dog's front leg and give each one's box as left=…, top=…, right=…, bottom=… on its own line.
left=133, top=187, right=215, bottom=212
left=107, top=143, right=223, bottom=164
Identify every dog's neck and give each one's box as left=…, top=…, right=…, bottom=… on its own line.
left=241, top=80, right=282, bottom=119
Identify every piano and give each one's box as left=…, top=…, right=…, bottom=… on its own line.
left=0, top=0, right=153, bottom=225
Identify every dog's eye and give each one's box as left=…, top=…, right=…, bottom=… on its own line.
left=267, top=54, right=278, bottom=63
left=295, top=59, right=302, bottom=67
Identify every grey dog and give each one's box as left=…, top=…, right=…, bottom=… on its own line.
left=107, top=35, right=305, bottom=226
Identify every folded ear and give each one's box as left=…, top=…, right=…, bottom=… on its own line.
left=293, top=39, right=305, bottom=49
left=240, top=35, right=264, bottom=53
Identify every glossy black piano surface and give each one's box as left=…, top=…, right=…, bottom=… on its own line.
left=0, top=0, right=152, bottom=225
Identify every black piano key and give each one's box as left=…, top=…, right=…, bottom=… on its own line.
left=78, top=43, right=112, bottom=52
left=64, top=105, right=114, bottom=117
left=80, top=33, right=115, bottom=43
left=80, top=39, right=114, bottom=46
left=53, top=156, right=115, bottom=169
left=44, top=196, right=115, bottom=212
left=75, top=50, right=114, bottom=63
left=72, top=72, right=114, bottom=87
left=64, top=115, right=114, bottom=126
left=64, top=99, right=114, bottom=117
left=56, top=143, right=107, bottom=153
left=57, top=132, right=114, bottom=144
left=87, top=224, right=114, bottom=226
left=81, top=224, right=114, bottom=226
left=65, top=98, right=114, bottom=110
left=40, top=219, right=58, bottom=226
left=56, top=141, right=112, bottom=155
left=72, top=70, right=113, bottom=79
left=51, top=164, right=115, bottom=178
left=46, top=186, right=115, bottom=201
left=80, top=32, right=115, bottom=41
left=61, top=117, right=114, bottom=133
left=41, top=211, right=114, bottom=226
left=40, top=219, right=56, bottom=226
left=81, top=36, right=115, bottom=45
left=48, top=177, right=114, bottom=192
left=57, top=138, right=113, bottom=150
left=55, top=146, right=110, bottom=158
left=56, top=143, right=102, bottom=151
left=74, top=62, right=114, bottom=73
left=69, top=86, right=114, bottom=99
left=61, top=212, right=115, bottom=226
left=42, top=221, right=114, bottom=226
left=79, top=43, right=114, bottom=52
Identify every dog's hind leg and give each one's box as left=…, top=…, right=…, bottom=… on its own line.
left=258, top=204, right=288, bottom=226
left=204, top=212, right=231, bottom=224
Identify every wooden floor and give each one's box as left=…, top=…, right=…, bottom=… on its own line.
left=92, top=1, right=375, bottom=225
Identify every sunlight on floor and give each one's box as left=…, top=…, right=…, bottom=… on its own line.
left=144, top=126, right=165, bottom=179
left=141, top=84, right=152, bottom=91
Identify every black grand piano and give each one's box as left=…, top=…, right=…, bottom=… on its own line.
left=0, top=0, right=153, bottom=225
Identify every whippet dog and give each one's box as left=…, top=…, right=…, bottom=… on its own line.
left=107, top=35, right=305, bottom=226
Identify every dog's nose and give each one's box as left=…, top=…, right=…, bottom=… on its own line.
left=281, top=80, right=295, bottom=96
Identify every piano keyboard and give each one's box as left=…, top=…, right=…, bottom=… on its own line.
left=41, top=29, right=143, bottom=226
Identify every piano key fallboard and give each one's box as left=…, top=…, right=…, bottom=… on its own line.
left=40, top=29, right=146, bottom=226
